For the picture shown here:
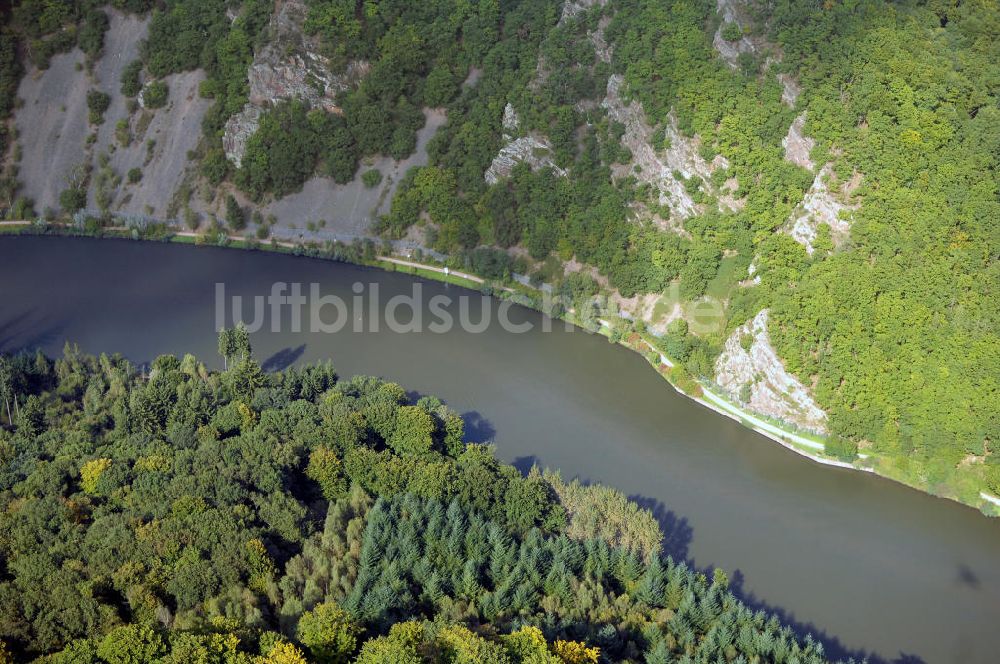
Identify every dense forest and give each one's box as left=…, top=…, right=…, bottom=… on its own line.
left=0, top=341, right=834, bottom=662
left=0, top=0, right=997, bottom=499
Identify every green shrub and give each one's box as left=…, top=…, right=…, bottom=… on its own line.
left=142, top=80, right=169, bottom=109
left=361, top=168, right=382, bottom=188
left=225, top=194, right=245, bottom=231
left=120, top=59, right=143, bottom=97
left=86, top=89, right=111, bottom=125
left=825, top=437, right=859, bottom=462
left=59, top=187, right=87, bottom=212
left=721, top=22, right=743, bottom=42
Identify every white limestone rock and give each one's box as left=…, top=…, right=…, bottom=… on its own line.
left=782, top=113, right=815, bottom=171
left=222, top=104, right=263, bottom=168
left=601, top=74, right=721, bottom=221
left=715, top=310, right=828, bottom=434
left=787, top=164, right=855, bottom=254
left=485, top=135, right=567, bottom=184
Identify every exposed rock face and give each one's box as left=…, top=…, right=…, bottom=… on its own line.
left=713, top=0, right=758, bottom=69
left=485, top=104, right=566, bottom=184
left=715, top=310, right=828, bottom=434
left=787, top=164, right=855, bottom=254
left=249, top=56, right=368, bottom=112
left=782, top=113, right=815, bottom=171
left=601, top=74, right=721, bottom=221
left=485, top=136, right=567, bottom=184
left=501, top=102, right=519, bottom=139
left=249, top=0, right=367, bottom=110
left=560, top=0, right=607, bottom=24
left=780, top=112, right=858, bottom=254
left=742, top=257, right=761, bottom=286
left=222, top=0, right=368, bottom=165
left=589, top=15, right=613, bottom=64
left=714, top=0, right=804, bottom=114
left=223, top=105, right=263, bottom=168
left=777, top=73, right=801, bottom=107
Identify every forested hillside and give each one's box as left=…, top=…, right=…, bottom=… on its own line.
left=0, top=343, right=833, bottom=662
left=0, top=0, right=997, bottom=502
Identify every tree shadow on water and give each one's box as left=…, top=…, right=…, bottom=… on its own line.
left=511, top=455, right=540, bottom=476
left=956, top=563, right=980, bottom=589
left=261, top=345, right=307, bottom=372
left=724, top=569, right=926, bottom=664
left=564, top=490, right=923, bottom=664
left=0, top=309, right=68, bottom=355
left=461, top=410, right=496, bottom=443
left=346, top=390, right=928, bottom=664
left=627, top=494, right=694, bottom=562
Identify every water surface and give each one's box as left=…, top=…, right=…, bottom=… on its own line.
left=1, top=236, right=998, bottom=663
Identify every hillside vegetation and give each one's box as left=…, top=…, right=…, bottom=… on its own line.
left=0, top=342, right=833, bottom=662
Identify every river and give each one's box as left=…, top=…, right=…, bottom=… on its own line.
left=1, top=236, right=998, bottom=663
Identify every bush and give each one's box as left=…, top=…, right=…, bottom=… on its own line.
left=86, top=89, right=111, bottom=125
left=201, top=148, right=229, bottom=185
left=142, top=80, right=169, bottom=109
left=127, top=168, right=142, bottom=184
left=120, top=59, right=143, bottom=97
left=721, top=22, right=743, bottom=42
left=422, top=65, right=457, bottom=106
left=60, top=187, right=87, bottom=212
left=79, top=9, right=109, bottom=59
left=115, top=119, right=131, bottom=147
left=825, top=437, right=858, bottom=462
left=466, top=247, right=513, bottom=281
left=361, top=168, right=382, bottom=188
left=225, top=194, right=245, bottom=231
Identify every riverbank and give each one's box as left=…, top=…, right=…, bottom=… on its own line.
left=2, top=219, right=997, bottom=515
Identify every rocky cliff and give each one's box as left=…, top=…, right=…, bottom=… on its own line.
left=714, top=310, right=828, bottom=434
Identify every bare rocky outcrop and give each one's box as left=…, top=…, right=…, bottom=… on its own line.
left=601, top=74, right=725, bottom=221
left=777, top=73, right=801, bottom=107
left=713, top=0, right=759, bottom=69
left=485, top=104, right=567, bottom=184
left=782, top=113, right=815, bottom=171
left=222, top=0, right=369, bottom=165
left=715, top=310, right=828, bottom=434
left=589, top=15, right=613, bottom=64
left=714, top=0, right=804, bottom=114
left=787, top=164, right=856, bottom=254
left=501, top=102, right=519, bottom=139
left=740, top=257, right=761, bottom=287
left=223, top=105, right=263, bottom=168
left=560, top=0, right=607, bottom=24
left=780, top=112, right=860, bottom=254
left=485, top=137, right=566, bottom=184
left=249, top=0, right=367, bottom=109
